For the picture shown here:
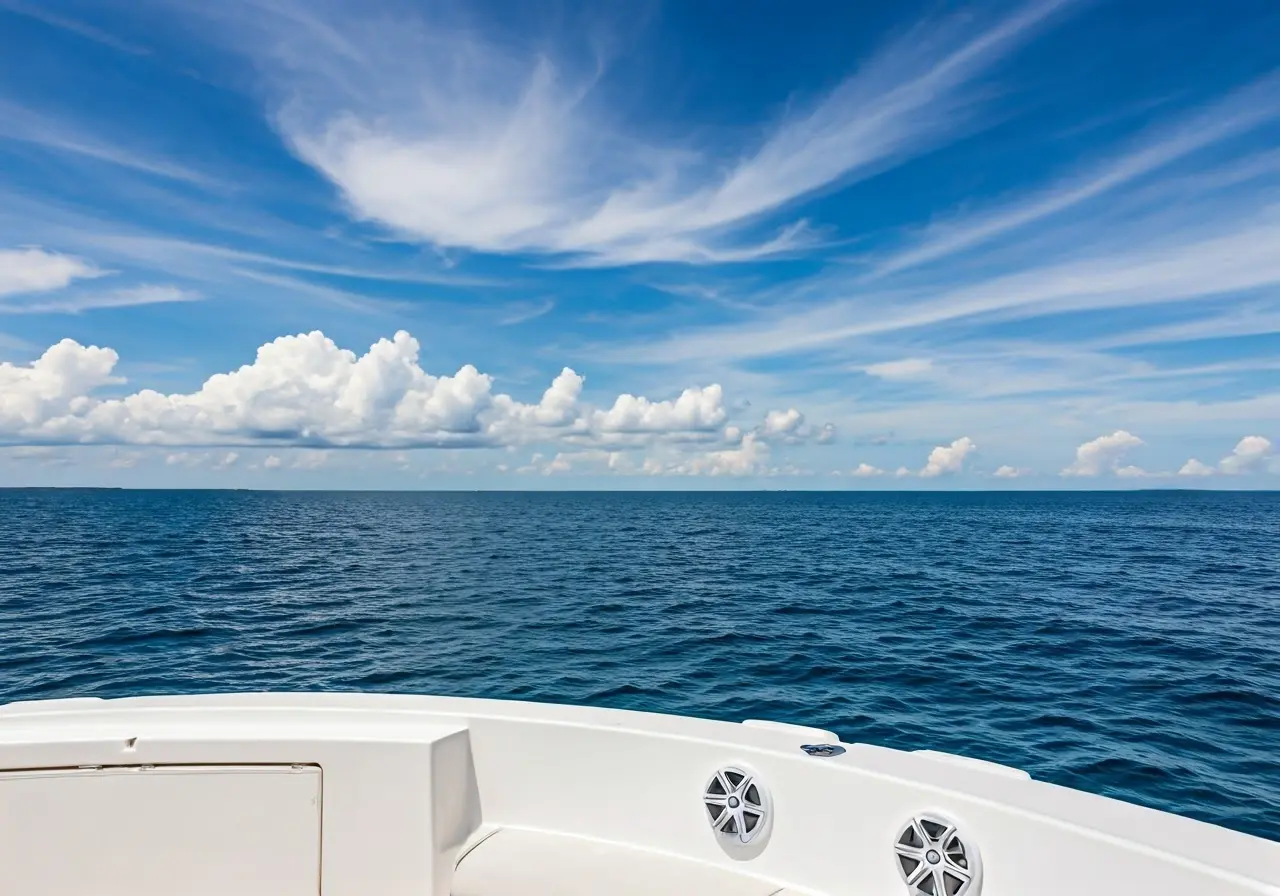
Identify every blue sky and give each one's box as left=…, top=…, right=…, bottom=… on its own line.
left=0, top=0, right=1277, bottom=488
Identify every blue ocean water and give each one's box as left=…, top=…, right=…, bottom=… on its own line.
left=0, top=489, right=1276, bottom=840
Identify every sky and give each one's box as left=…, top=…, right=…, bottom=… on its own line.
left=0, top=0, right=1278, bottom=489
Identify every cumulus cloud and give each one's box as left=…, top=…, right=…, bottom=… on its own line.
left=0, top=247, right=104, bottom=297
left=920, top=436, right=976, bottom=477
left=1061, top=430, right=1143, bottom=476
left=1115, top=465, right=1148, bottom=478
left=592, top=385, right=725, bottom=434
left=241, top=0, right=1068, bottom=265
left=1178, top=458, right=1214, bottom=477
left=752, top=409, right=835, bottom=444
left=674, top=433, right=771, bottom=476
left=850, top=462, right=884, bottom=477
left=761, top=407, right=804, bottom=437
left=0, top=330, right=791, bottom=452
left=0, top=338, right=123, bottom=429
left=993, top=464, right=1027, bottom=478
left=863, top=358, right=933, bottom=379
left=1218, top=435, right=1273, bottom=474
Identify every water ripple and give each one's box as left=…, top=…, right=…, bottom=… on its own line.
left=0, top=489, right=1277, bottom=841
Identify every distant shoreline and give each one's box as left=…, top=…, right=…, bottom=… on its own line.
left=1, top=486, right=1277, bottom=494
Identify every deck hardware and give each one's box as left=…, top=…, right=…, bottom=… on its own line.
left=800, top=743, right=846, bottom=757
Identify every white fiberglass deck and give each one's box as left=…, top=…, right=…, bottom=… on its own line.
left=0, top=693, right=1276, bottom=896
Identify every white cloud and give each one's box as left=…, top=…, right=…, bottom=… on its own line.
left=920, top=436, right=976, bottom=477
left=1218, top=435, right=1273, bottom=475
left=761, top=407, right=804, bottom=437
left=674, top=433, right=770, bottom=476
left=591, top=384, right=726, bottom=434
left=851, top=462, right=884, bottom=477
left=0, top=338, right=123, bottom=431
left=752, top=408, right=837, bottom=444
left=1115, top=464, right=1148, bottom=478
left=1178, top=458, right=1214, bottom=477
left=864, top=358, right=933, bottom=379
left=895, top=466, right=913, bottom=478
left=264, top=454, right=283, bottom=469
left=1061, top=430, right=1143, bottom=476
left=0, top=330, right=788, bottom=452
left=993, top=464, right=1026, bottom=478
left=1, top=284, right=200, bottom=315
left=0, top=247, right=104, bottom=297
left=245, top=0, right=1068, bottom=265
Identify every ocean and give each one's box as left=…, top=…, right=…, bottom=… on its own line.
left=1, top=489, right=1276, bottom=840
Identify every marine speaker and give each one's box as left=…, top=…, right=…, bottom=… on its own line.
left=703, top=765, right=771, bottom=849
left=893, top=813, right=981, bottom=896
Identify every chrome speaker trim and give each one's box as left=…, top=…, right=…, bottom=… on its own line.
left=894, top=813, right=982, bottom=896
left=704, top=764, right=772, bottom=856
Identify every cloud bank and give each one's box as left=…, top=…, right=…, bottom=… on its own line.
left=0, top=330, right=776, bottom=450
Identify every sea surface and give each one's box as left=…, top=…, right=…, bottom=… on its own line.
left=0, top=489, right=1277, bottom=840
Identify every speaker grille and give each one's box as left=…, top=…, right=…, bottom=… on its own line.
left=703, top=766, right=769, bottom=845
left=894, top=814, right=980, bottom=896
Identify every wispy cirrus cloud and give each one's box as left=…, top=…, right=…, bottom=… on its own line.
left=215, top=0, right=1072, bottom=266
left=615, top=215, right=1280, bottom=365
left=0, top=0, right=150, bottom=55
left=0, top=284, right=200, bottom=315
left=499, top=298, right=556, bottom=326
left=74, top=233, right=508, bottom=288
left=864, top=71, right=1280, bottom=278
left=0, top=101, right=218, bottom=187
